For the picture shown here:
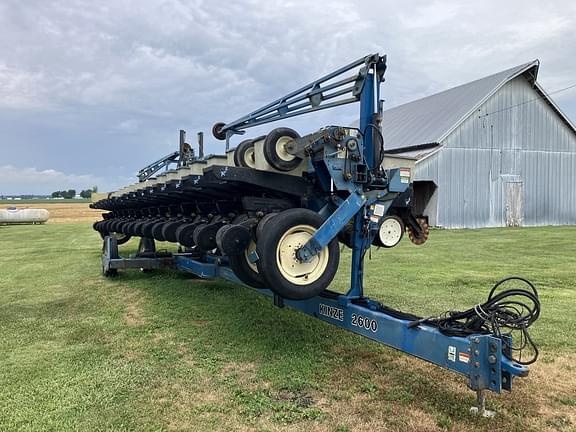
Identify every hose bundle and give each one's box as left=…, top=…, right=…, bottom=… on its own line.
left=426, top=277, right=540, bottom=364
left=353, top=276, right=541, bottom=365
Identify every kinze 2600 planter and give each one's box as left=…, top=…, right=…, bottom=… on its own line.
left=92, top=54, right=540, bottom=416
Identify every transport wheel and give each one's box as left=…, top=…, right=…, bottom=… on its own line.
left=256, top=208, right=339, bottom=300
left=212, top=122, right=226, bottom=140
left=229, top=239, right=266, bottom=288
left=234, top=139, right=257, bottom=168
left=263, top=128, right=302, bottom=171
left=373, top=216, right=404, bottom=248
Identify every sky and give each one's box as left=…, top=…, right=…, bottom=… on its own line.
left=1, top=0, right=575, bottom=195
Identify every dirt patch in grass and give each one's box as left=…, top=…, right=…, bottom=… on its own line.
left=124, top=298, right=145, bottom=326
left=0, top=202, right=102, bottom=223
left=320, top=347, right=576, bottom=432
left=509, top=353, right=576, bottom=431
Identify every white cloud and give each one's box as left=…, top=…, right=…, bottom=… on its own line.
left=0, top=165, right=121, bottom=195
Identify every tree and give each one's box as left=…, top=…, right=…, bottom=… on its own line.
left=51, top=191, right=61, bottom=198
left=80, top=189, right=93, bottom=199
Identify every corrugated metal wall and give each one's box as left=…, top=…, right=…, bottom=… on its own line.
left=415, top=76, right=576, bottom=228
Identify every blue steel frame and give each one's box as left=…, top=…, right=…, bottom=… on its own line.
left=171, top=254, right=528, bottom=395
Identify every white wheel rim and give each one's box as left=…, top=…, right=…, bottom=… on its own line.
left=244, top=240, right=258, bottom=273
left=276, top=224, right=329, bottom=285
left=378, top=217, right=403, bottom=247
left=244, top=147, right=257, bottom=168
left=275, top=136, right=296, bottom=162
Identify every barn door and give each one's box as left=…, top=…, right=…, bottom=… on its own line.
left=505, top=182, right=524, bottom=227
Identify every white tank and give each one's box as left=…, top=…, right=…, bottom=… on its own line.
left=0, top=207, right=50, bottom=224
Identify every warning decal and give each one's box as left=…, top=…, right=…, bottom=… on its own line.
left=448, top=346, right=456, bottom=362
left=399, top=168, right=411, bottom=184
left=458, top=352, right=470, bottom=363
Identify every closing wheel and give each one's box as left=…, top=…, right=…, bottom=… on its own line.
left=212, top=122, right=227, bottom=140
left=263, top=128, right=302, bottom=172
left=99, top=225, right=131, bottom=245
left=151, top=221, right=167, bottom=242
left=228, top=240, right=266, bottom=288
left=256, top=208, right=339, bottom=300
left=374, top=216, right=404, bottom=248
left=176, top=219, right=205, bottom=247
left=162, top=220, right=185, bottom=243
left=234, top=139, right=257, bottom=168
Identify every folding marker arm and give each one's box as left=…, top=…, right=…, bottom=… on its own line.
left=213, top=54, right=387, bottom=142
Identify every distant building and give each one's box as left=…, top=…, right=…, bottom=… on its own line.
left=382, top=61, right=576, bottom=228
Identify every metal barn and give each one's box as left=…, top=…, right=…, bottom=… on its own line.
left=382, top=61, right=576, bottom=228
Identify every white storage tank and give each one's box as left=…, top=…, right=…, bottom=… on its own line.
left=0, top=207, right=50, bottom=224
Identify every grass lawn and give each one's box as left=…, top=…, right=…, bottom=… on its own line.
left=0, top=223, right=574, bottom=431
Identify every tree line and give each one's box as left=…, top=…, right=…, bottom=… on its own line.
left=51, top=186, right=98, bottom=199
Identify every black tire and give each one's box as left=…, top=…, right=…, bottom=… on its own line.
left=99, top=220, right=113, bottom=233
left=263, top=127, right=302, bottom=171
left=141, top=219, right=162, bottom=238
left=162, top=220, right=184, bottom=243
left=176, top=220, right=205, bottom=247
left=109, top=219, right=124, bottom=232
left=124, top=221, right=138, bottom=236
left=228, top=242, right=266, bottom=288
left=233, top=139, right=256, bottom=168
left=255, top=213, right=277, bottom=240
left=193, top=221, right=224, bottom=251
left=215, top=224, right=251, bottom=256
left=99, top=221, right=132, bottom=245
left=256, top=208, right=339, bottom=300
left=151, top=221, right=167, bottom=242
left=132, top=220, right=147, bottom=237
left=116, top=220, right=132, bottom=235
left=212, top=122, right=226, bottom=140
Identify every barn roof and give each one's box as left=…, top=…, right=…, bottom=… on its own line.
left=375, top=60, right=576, bottom=157
left=382, top=61, right=538, bottom=153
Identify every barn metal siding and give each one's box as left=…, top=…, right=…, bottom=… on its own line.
left=414, top=76, right=576, bottom=228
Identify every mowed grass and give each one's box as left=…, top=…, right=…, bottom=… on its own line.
left=0, top=223, right=575, bottom=432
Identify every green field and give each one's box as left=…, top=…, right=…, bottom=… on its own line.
left=1, top=223, right=574, bottom=431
